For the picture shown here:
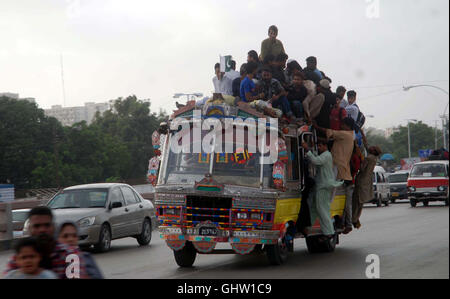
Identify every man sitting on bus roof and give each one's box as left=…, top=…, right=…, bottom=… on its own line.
left=213, top=62, right=227, bottom=95
left=273, top=53, right=289, bottom=87
left=240, top=61, right=264, bottom=103
left=286, top=72, right=308, bottom=119
left=232, top=63, right=247, bottom=98
left=259, top=67, right=294, bottom=120
left=260, top=25, right=286, bottom=62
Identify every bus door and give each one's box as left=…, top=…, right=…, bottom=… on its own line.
left=298, top=131, right=317, bottom=191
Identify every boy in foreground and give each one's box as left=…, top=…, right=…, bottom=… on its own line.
left=3, top=237, right=57, bottom=279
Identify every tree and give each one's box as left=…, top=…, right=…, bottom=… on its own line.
left=92, top=95, right=161, bottom=179
left=1, top=95, right=165, bottom=189
left=365, top=122, right=444, bottom=163
left=31, top=122, right=131, bottom=188
left=0, top=97, right=63, bottom=188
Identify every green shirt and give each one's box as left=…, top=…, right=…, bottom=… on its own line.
left=260, top=38, right=285, bottom=61
left=306, top=150, right=343, bottom=190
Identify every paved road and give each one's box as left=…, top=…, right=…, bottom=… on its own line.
left=1, top=201, right=448, bottom=279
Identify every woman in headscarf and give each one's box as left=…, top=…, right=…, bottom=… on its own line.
left=57, top=222, right=104, bottom=279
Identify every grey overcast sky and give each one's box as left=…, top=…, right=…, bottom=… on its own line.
left=0, top=0, right=448, bottom=129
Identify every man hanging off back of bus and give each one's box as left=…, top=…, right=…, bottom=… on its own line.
left=302, top=139, right=343, bottom=242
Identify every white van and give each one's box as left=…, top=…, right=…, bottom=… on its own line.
left=369, top=166, right=390, bottom=207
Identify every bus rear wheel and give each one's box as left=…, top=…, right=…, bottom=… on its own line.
left=266, top=238, right=288, bottom=265
left=174, top=241, right=197, bottom=268
left=306, top=233, right=337, bottom=254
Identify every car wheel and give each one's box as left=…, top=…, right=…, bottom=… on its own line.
left=384, top=199, right=390, bottom=207
left=94, top=224, right=111, bottom=253
left=137, top=218, right=152, bottom=246
left=423, top=200, right=429, bottom=207
left=445, top=198, right=449, bottom=206
left=266, top=237, right=289, bottom=265
left=174, top=241, right=197, bottom=267
left=410, top=199, right=417, bottom=208
left=391, top=198, right=396, bottom=204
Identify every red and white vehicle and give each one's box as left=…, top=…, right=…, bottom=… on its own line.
left=407, top=160, right=449, bottom=207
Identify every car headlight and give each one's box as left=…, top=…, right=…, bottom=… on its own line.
left=236, top=213, right=248, bottom=220
left=408, top=186, right=416, bottom=192
left=78, top=216, right=96, bottom=228
left=438, top=186, right=447, bottom=192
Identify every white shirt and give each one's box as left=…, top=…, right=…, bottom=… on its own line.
left=223, top=70, right=240, bottom=96
left=212, top=76, right=228, bottom=95
left=340, top=98, right=349, bottom=108
left=345, top=103, right=359, bottom=122
left=225, top=70, right=240, bottom=81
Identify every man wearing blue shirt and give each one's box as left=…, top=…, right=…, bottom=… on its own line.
left=240, top=61, right=264, bottom=103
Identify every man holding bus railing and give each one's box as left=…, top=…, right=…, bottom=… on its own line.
left=302, top=139, right=343, bottom=242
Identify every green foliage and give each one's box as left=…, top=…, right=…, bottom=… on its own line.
left=1, top=95, right=163, bottom=189
left=0, top=97, right=63, bottom=188
left=366, top=121, right=445, bottom=163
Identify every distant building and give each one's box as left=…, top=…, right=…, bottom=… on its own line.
left=385, top=127, right=400, bottom=139
left=0, top=92, right=19, bottom=99
left=44, top=102, right=110, bottom=126
left=21, top=97, right=36, bottom=103
left=366, top=127, right=385, bottom=137
left=0, top=92, right=36, bottom=104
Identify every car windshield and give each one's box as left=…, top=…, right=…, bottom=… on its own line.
left=410, top=164, right=447, bottom=178
left=388, top=173, right=409, bottom=183
left=48, top=189, right=108, bottom=209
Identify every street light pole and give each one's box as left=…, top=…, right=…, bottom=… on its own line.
left=406, top=119, right=417, bottom=159
left=408, top=122, right=411, bottom=159
left=434, top=120, right=439, bottom=149
left=441, top=116, right=448, bottom=149
left=403, top=84, right=449, bottom=149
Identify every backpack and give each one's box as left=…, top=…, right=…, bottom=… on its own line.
left=354, top=104, right=366, bottom=132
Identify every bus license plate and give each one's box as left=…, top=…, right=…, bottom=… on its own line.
left=199, top=227, right=218, bottom=236
left=392, top=192, right=399, bottom=197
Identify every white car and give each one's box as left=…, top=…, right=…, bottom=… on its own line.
left=12, top=209, right=30, bottom=239
left=369, top=166, right=390, bottom=207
